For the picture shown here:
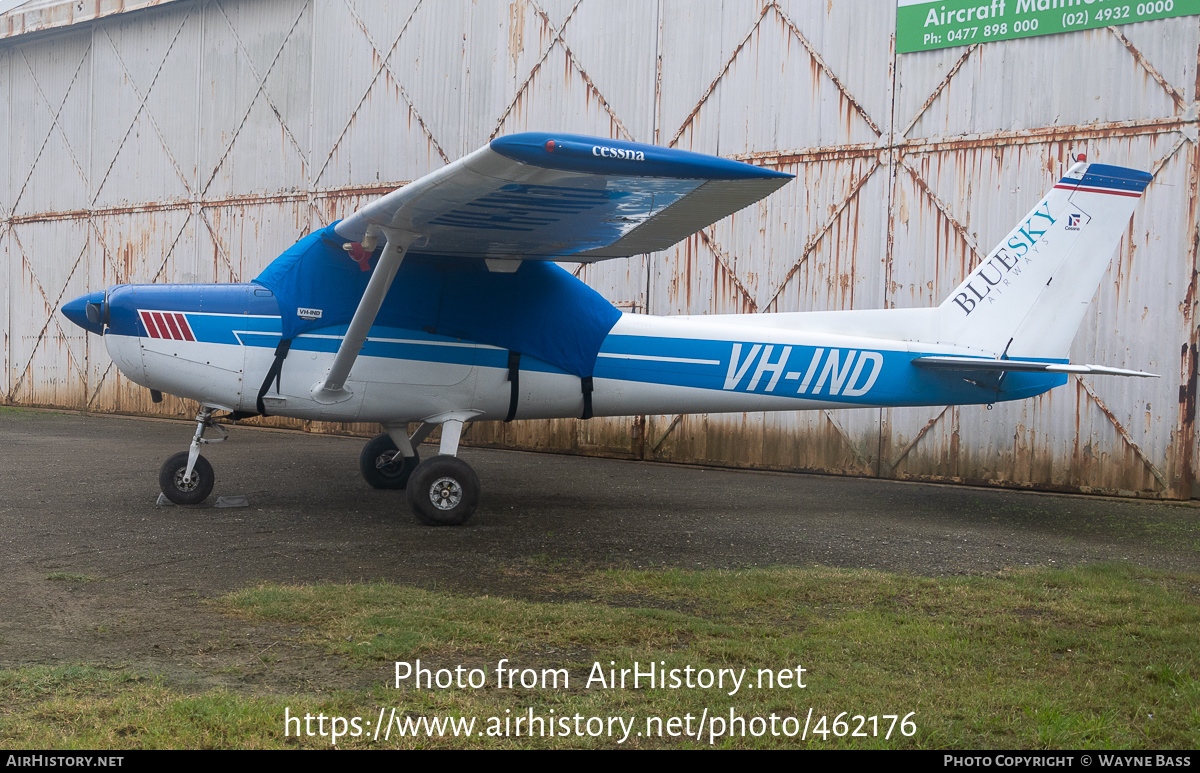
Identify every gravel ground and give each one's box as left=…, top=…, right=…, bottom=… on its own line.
left=2, top=408, right=1196, bottom=691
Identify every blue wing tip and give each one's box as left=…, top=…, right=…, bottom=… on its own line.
left=491, top=132, right=793, bottom=180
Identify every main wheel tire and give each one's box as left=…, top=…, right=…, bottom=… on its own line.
left=406, top=455, right=480, bottom=526
left=360, top=434, right=420, bottom=490
left=159, top=452, right=214, bottom=505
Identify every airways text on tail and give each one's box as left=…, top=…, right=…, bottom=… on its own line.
left=60, top=135, right=1154, bottom=525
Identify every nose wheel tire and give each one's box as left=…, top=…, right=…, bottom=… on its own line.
left=360, top=433, right=420, bottom=490
left=406, top=455, right=480, bottom=526
left=159, top=452, right=215, bottom=505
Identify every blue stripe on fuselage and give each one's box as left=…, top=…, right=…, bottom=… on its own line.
left=175, top=312, right=572, bottom=376
left=236, top=329, right=499, bottom=370
left=111, top=295, right=1063, bottom=406
left=189, top=314, right=279, bottom=345
left=594, top=334, right=1064, bottom=406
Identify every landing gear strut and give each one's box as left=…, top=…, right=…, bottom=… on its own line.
left=158, top=406, right=226, bottom=505
left=369, top=416, right=482, bottom=526
left=407, top=455, right=480, bottom=526
left=359, top=433, right=420, bottom=489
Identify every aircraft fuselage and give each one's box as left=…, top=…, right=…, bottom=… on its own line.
left=91, top=282, right=1060, bottom=426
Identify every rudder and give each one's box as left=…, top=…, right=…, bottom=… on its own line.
left=937, top=160, right=1151, bottom=360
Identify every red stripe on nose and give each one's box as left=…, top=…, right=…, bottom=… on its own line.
left=176, top=313, right=195, bottom=342
left=140, top=311, right=163, bottom=338
left=154, top=312, right=178, bottom=340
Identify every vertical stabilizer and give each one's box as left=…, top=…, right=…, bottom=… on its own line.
left=937, top=161, right=1151, bottom=359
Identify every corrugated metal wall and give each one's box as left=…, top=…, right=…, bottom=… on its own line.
left=3, top=0, right=1197, bottom=498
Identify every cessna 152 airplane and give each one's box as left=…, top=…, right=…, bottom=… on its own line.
left=61, top=132, right=1154, bottom=525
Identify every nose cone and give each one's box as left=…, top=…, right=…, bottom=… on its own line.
left=62, top=291, right=107, bottom=335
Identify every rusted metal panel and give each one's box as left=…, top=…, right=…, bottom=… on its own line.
left=765, top=408, right=880, bottom=476
left=2, top=222, right=9, bottom=401
left=647, top=1, right=898, bottom=481
left=1, top=46, right=9, bottom=399
left=658, top=0, right=773, bottom=152
left=460, top=0, right=546, bottom=148
left=645, top=407, right=881, bottom=478
left=197, top=0, right=312, bottom=201
left=1063, top=137, right=1192, bottom=496
left=8, top=218, right=90, bottom=409
left=568, top=256, right=648, bottom=317
left=88, top=208, right=191, bottom=287
left=649, top=152, right=889, bottom=316
left=774, top=0, right=894, bottom=140
left=311, top=0, right=455, bottom=189
left=6, top=28, right=93, bottom=410
left=85, top=209, right=189, bottom=414
left=485, top=0, right=658, bottom=142
left=486, top=417, right=582, bottom=456
left=573, top=414, right=640, bottom=457
left=645, top=413, right=726, bottom=470
left=899, top=25, right=1189, bottom=141
left=88, top=2, right=201, bottom=210
left=879, top=405, right=958, bottom=481
left=455, top=0, right=656, bottom=460
left=885, top=15, right=1196, bottom=498
left=0, top=0, right=186, bottom=41
left=8, top=30, right=91, bottom=218
left=0, top=45, right=8, bottom=209
left=3, top=0, right=1199, bottom=500
left=665, top=1, right=889, bottom=158
left=2, top=224, right=9, bottom=401
left=314, top=188, right=388, bottom=233
left=197, top=200, right=310, bottom=282
left=466, top=414, right=640, bottom=460
left=305, top=418, right=377, bottom=437
left=881, top=139, right=1187, bottom=497
left=532, top=0, right=658, bottom=141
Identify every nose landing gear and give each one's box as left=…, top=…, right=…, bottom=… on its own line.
left=158, top=407, right=226, bottom=505
left=159, top=452, right=214, bottom=505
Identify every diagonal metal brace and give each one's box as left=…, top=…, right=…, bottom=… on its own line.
left=312, top=227, right=418, bottom=403
left=184, top=406, right=227, bottom=479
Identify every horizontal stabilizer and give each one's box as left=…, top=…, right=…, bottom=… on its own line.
left=913, top=356, right=1157, bottom=378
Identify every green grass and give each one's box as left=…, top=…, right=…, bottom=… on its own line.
left=2, top=564, right=1197, bottom=749
left=0, top=666, right=301, bottom=749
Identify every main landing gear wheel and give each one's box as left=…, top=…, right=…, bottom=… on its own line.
left=360, top=433, right=420, bottom=490
left=406, top=455, right=480, bottom=526
left=159, top=451, right=214, bottom=505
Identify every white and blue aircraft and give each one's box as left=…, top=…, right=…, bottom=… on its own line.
left=62, top=133, right=1154, bottom=525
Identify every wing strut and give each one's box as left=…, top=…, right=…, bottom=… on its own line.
left=312, top=227, right=418, bottom=403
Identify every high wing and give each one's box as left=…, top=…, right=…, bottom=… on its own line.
left=334, top=132, right=793, bottom=262
left=313, top=133, right=792, bottom=401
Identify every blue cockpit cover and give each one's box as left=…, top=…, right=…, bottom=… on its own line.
left=252, top=223, right=622, bottom=378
